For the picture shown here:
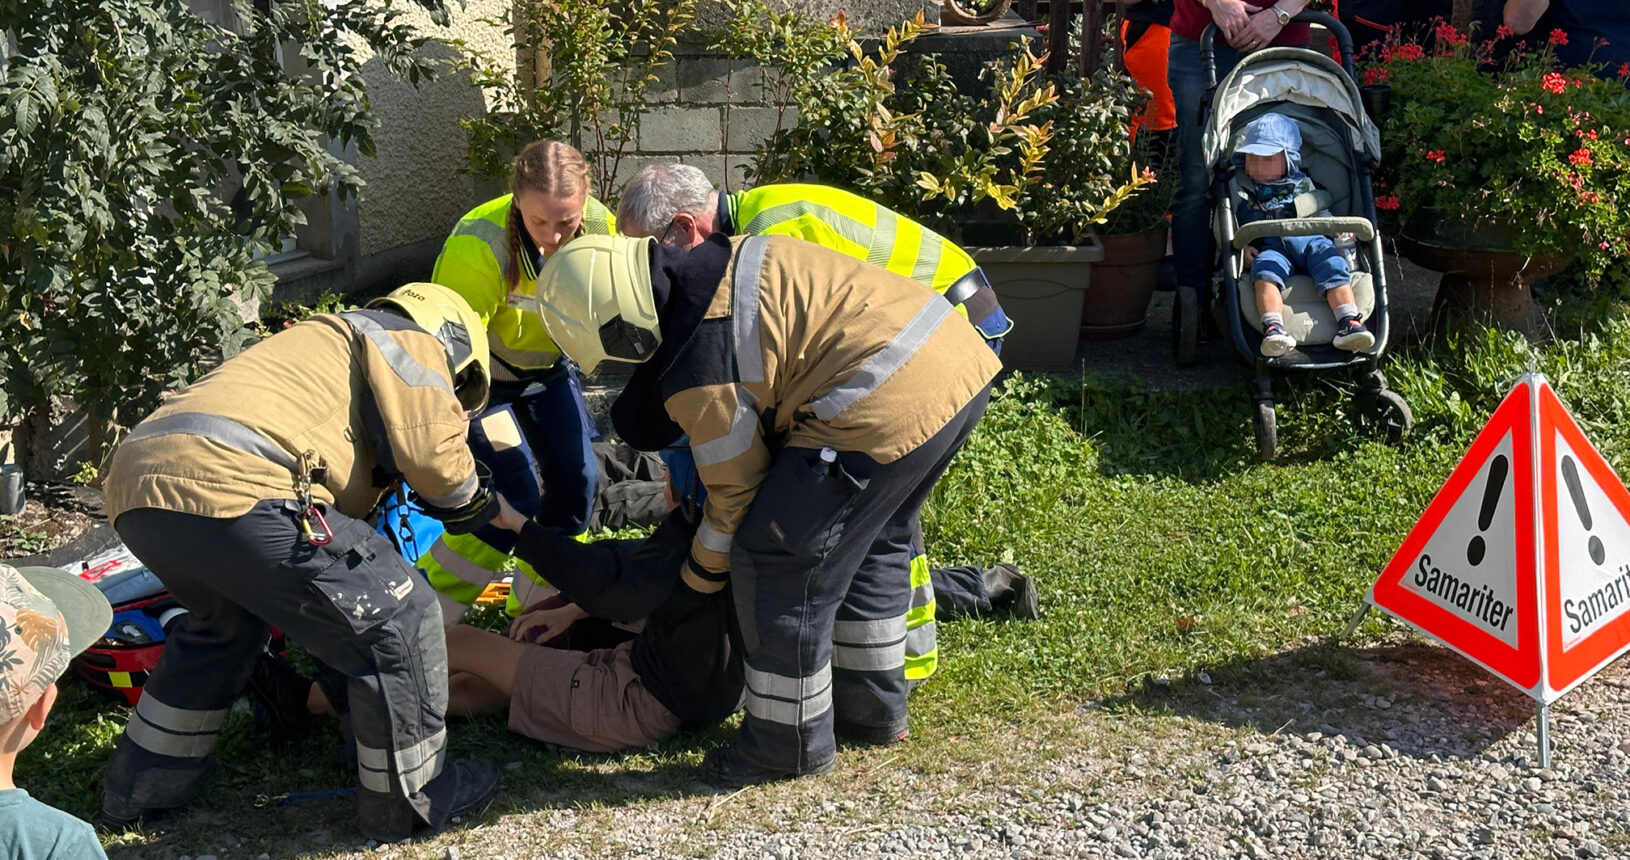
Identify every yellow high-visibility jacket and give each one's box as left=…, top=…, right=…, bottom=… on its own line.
left=721, top=184, right=1003, bottom=330
left=433, top=194, right=617, bottom=380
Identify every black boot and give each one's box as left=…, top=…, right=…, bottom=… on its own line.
left=700, top=746, right=832, bottom=788
left=982, top=564, right=1040, bottom=619
left=357, top=757, right=500, bottom=843
left=244, top=651, right=316, bottom=740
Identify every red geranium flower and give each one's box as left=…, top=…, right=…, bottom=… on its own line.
left=1376, top=195, right=1400, bottom=211
left=1542, top=72, right=1568, bottom=94
left=1425, top=150, right=1446, bottom=163
left=1550, top=29, right=1569, bottom=46
left=1496, top=25, right=1514, bottom=40
left=1570, top=148, right=1593, bottom=166
left=1363, top=66, right=1391, bottom=86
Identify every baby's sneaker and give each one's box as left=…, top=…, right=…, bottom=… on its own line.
left=1333, top=315, right=1376, bottom=351
left=1260, top=321, right=1296, bottom=357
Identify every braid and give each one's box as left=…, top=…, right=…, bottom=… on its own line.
left=505, top=209, right=523, bottom=289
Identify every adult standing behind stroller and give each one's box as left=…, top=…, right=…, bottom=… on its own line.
left=99, top=284, right=503, bottom=843
left=1169, top=0, right=1312, bottom=317
left=1233, top=112, right=1375, bottom=356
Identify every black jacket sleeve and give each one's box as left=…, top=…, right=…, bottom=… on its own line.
left=510, top=507, right=697, bottom=622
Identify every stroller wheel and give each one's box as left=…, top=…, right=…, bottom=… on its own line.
left=1254, top=400, right=1278, bottom=460
left=1173, top=285, right=1200, bottom=367
left=1353, top=389, right=1414, bottom=445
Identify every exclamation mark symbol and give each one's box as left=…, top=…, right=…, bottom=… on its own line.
left=1562, top=455, right=1607, bottom=565
left=1467, top=455, right=1509, bottom=566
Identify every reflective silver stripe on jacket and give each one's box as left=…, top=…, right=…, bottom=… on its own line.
left=910, top=227, right=944, bottom=286
left=810, top=293, right=955, bottom=421
left=831, top=615, right=908, bottom=672
left=342, top=312, right=455, bottom=395
left=691, top=386, right=759, bottom=468
left=426, top=539, right=498, bottom=588
left=124, top=413, right=298, bottom=472
left=744, top=662, right=832, bottom=726
left=419, top=471, right=478, bottom=510
left=454, top=216, right=509, bottom=271
left=732, top=236, right=769, bottom=384
left=123, top=697, right=229, bottom=759
left=867, top=207, right=898, bottom=269
left=696, top=520, right=734, bottom=554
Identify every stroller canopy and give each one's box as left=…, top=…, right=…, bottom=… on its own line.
left=1202, top=47, right=1382, bottom=171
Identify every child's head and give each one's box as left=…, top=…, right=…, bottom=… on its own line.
left=1237, top=113, right=1303, bottom=184
left=0, top=565, right=110, bottom=752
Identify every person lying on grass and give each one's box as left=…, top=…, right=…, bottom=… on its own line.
left=443, top=450, right=742, bottom=752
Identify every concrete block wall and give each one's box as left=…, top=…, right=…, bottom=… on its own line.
left=596, top=47, right=798, bottom=199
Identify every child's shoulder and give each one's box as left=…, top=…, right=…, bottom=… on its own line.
left=0, top=790, right=106, bottom=858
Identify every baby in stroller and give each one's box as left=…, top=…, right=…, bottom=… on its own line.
left=1233, top=112, right=1376, bottom=357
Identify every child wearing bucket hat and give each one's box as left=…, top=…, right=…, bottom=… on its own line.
left=1234, top=112, right=1376, bottom=357
left=0, top=563, right=113, bottom=858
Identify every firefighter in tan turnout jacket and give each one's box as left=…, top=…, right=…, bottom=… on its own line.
left=533, top=233, right=1001, bottom=785
left=99, top=284, right=502, bottom=842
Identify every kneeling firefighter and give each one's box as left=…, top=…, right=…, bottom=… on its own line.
left=534, top=234, right=1001, bottom=786
left=100, top=284, right=503, bottom=842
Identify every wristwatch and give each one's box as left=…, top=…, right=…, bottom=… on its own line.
left=1272, top=5, right=1292, bottom=26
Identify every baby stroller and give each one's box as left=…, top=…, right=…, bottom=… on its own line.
left=1172, top=12, right=1412, bottom=458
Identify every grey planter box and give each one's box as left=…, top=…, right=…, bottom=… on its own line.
left=971, top=236, right=1105, bottom=372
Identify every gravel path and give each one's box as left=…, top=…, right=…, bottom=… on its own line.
left=200, top=634, right=1620, bottom=860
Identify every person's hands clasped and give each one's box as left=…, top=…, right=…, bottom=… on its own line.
left=1207, top=0, right=1256, bottom=41
left=1230, top=7, right=1285, bottom=52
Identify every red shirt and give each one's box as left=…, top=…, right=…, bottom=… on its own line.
left=1170, top=0, right=1311, bottom=45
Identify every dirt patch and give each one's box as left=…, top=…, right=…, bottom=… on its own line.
left=0, top=484, right=100, bottom=559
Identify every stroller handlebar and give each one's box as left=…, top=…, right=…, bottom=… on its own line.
left=1200, top=11, right=1358, bottom=89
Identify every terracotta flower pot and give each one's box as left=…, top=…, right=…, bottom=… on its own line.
left=1080, top=226, right=1167, bottom=339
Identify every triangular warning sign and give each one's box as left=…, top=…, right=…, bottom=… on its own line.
left=1370, top=380, right=1541, bottom=694
left=1369, top=374, right=1630, bottom=705
left=1539, top=384, right=1630, bottom=699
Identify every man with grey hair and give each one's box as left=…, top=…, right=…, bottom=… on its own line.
left=615, top=163, right=1036, bottom=694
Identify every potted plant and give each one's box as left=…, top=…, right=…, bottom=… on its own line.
left=1083, top=133, right=1175, bottom=338
left=738, top=11, right=1149, bottom=371
left=1364, top=22, right=1630, bottom=334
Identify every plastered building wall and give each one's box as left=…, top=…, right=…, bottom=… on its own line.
left=349, top=0, right=514, bottom=260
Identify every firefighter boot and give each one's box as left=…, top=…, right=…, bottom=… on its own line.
left=983, top=564, right=1040, bottom=619
left=357, top=757, right=500, bottom=843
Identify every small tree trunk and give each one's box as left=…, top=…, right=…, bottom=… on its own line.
left=1451, top=0, right=1475, bottom=32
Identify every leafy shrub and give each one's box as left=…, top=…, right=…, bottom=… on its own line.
left=0, top=0, right=443, bottom=464
left=730, top=3, right=1148, bottom=244
left=452, top=0, right=698, bottom=198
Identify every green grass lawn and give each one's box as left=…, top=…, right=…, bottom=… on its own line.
left=27, top=298, right=1630, bottom=855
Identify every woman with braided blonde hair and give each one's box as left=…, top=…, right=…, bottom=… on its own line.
left=424, top=140, right=617, bottom=623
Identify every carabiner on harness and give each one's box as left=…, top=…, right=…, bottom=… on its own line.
left=301, top=505, right=334, bottom=547
left=295, top=449, right=333, bottom=546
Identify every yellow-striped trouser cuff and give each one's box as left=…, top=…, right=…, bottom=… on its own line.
left=905, top=550, right=938, bottom=681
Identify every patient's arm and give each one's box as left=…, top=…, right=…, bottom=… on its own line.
left=509, top=508, right=696, bottom=622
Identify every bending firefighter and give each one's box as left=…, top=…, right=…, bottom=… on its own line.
left=100, top=284, right=502, bottom=842
left=616, top=164, right=1030, bottom=686
left=534, top=234, right=1000, bottom=786
left=422, top=140, right=618, bottom=621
